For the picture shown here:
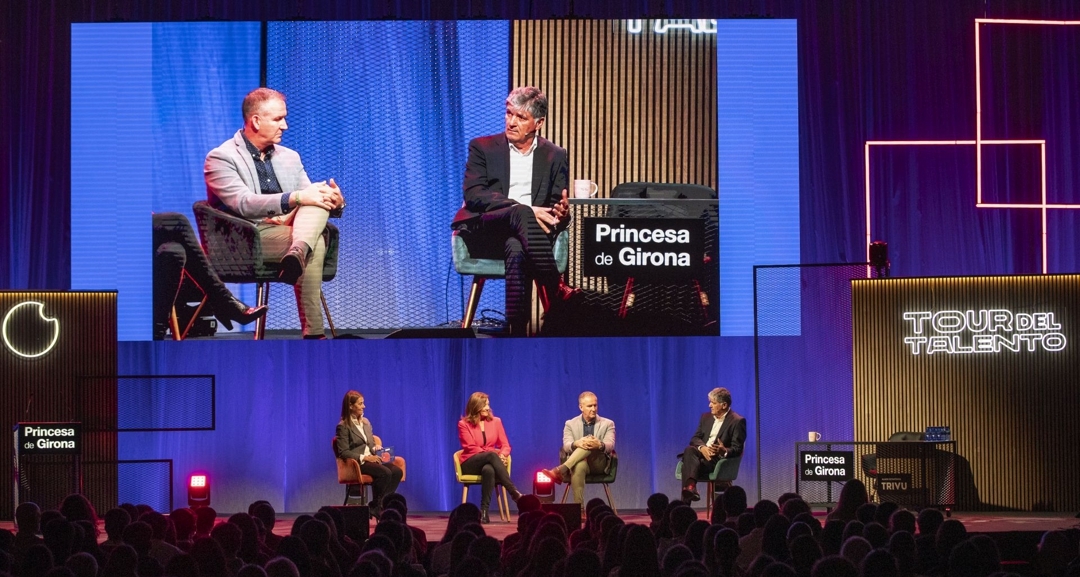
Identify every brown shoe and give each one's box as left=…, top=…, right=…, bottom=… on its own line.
left=542, top=468, right=564, bottom=484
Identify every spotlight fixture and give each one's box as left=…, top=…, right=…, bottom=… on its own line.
left=188, top=473, right=210, bottom=508
left=869, top=241, right=890, bottom=278
left=533, top=470, right=555, bottom=503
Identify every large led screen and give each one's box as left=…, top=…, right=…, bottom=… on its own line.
left=71, top=19, right=799, bottom=340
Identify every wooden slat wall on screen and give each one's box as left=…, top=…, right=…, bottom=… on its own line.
left=512, top=20, right=717, bottom=196
left=851, top=276, right=1080, bottom=512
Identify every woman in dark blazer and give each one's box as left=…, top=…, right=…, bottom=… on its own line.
left=335, top=390, right=402, bottom=516
left=457, top=391, right=522, bottom=523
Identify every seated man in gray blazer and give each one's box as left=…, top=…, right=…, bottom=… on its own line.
left=542, top=391, right=615, bottom=504
left=204, top=88, right=345, bottom=339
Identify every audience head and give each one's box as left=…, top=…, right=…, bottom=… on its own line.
left=64, top=553, right=98, bottom=577
left=565, top=549, right=602, bottom=577
left=1035, top=530, right=1074, bottom=576
left=790, top=533, right=823, bottom=576
left=888, top=509, right=916, bottom=535
left=17, top=502, right=43, bottom=534
left=164, top=554, right=199, bottom=577
left=916, top=507, right=944, bottom=536
left=935, top=518, right=967, bottom=560
left=669, top=505, right=697, bottom=538
left=265, top=556, right=299, bottom=577
left=861, top=548, right=898, bottom=577
left=21, top=544, right=55, bottom=577
left=121, top=520, right=153, bottom=557
left=855, top=503, right=877, bottom=525
left=194, top=507, right=217, bottom=535
left=832, top=480, right=868, bottom=521
left=104, top=508, right=131, bottom=541
left=863, top=522, right=889, bottom=548
left=753, top=500, right=781, bottom=529
left=102, top=544, right=139, bottom=577
left=647, top=493, right=670, bottom=522
left=721, top=486, right=748, bottom=518
left=517, top=494, right=542, bottom=513
left=661, top=545, right=694, bottom=577
left=811, top=554, right=858, bottom=577
left=60, top=494, right=99, bottom=525
left=250, top=502, right=276, bottom=533
left=840, top=536, right=872, bottom=567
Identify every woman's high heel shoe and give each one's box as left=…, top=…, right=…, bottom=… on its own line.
left=216, top=297, right=267, bottom=331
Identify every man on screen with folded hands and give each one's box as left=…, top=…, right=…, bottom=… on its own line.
left=204, top=87, right=345, bottom=339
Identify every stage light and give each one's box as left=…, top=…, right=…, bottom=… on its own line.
left=188, top=473, right=210, bottom=508
left=534, top=470, right=555, bottom=503
left=869, top=241, right=889, bottom=278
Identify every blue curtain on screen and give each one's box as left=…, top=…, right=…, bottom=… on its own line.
left=264, top=21, right=510, bottom=330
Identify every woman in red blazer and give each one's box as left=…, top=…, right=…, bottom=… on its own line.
left=457, top=391, right=522, bottom=523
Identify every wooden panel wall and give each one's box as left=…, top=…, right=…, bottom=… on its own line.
left=852, top=276, right=1080, bottom=511
left=0, top=292, right=117, bottom=519
left=512, top=20, right=717, bottom=196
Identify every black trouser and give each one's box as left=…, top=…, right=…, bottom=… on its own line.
left=680, top=445, right=720, bottom=486
left=461, top=452, right=518, bottom=510
left=152, top=212, right=235, bottom=337
left=458, top=205, right=560, bottom=333
left=358, top=460, right=403, bottom=510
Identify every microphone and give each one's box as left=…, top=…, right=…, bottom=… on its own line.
left=23, top=393, right=34, bottom=421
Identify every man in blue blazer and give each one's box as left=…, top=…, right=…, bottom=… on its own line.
left=543, top=391, right=616, bottom=504
left=204, top=88, right=345, bottom=339
left=451, top=86, right=572, bottom=335
left=679, top=387, right=747, bottom=503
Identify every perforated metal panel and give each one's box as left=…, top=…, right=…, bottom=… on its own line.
left=754, top=264, right=871, bottom=501
left=263, top=21, right=509, bottom=330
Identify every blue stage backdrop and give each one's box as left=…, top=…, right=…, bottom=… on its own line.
left=117, top=336, right=758, bottom=513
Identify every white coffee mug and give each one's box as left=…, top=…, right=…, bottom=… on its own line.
left=808, top=431, right=822, bottom=442
left=573, top=179, right=599, bottom=199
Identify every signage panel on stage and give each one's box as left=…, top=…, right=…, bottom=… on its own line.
left=798, top=450, right=853, bottom=482
left=16, top=422, right=82, bottom=455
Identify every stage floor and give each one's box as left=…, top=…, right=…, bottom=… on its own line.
left=3, top=510, right=1075, bottom=544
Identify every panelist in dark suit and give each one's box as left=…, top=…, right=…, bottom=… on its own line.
left=679, top=387, right=747, bottom=503
left=451, top=86, right=573, bottom=335
left=457, top=391, right=523, bottom=523
left=335, top=390, right=402, bottom=516
left=204, top=88, right=345, bottom=339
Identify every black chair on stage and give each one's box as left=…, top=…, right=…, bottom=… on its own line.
left=675, top=455, right=741, bottom=517
left=861, top=431, right=925, bottom=501
left=192, top=200, right=339, bottom=339
left=557, top=448, right=619, bottom=514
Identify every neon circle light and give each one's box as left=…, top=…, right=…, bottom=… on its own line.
left=2, top=301, right=61, bottom=359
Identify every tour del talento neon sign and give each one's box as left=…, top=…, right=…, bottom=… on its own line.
left=902, top=309, right=1066, bottom=355
left=2, top=301, right=61, bottom=359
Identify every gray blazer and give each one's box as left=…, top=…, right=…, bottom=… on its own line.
left=335, top=418, right=376, bottom=463
left=562, top=415, right=616, bottom=456
left=204, top=130, right=312, bottom=221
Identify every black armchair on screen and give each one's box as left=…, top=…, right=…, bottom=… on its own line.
left=608, top=182, right=717, bottom=323
left=192, top=200, right=339, bottom=339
